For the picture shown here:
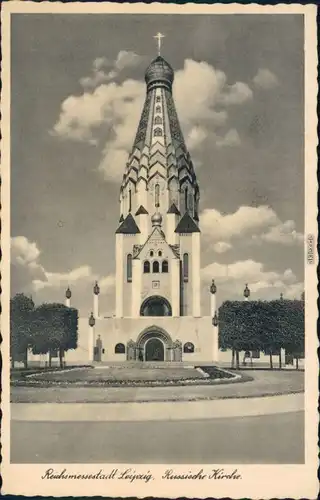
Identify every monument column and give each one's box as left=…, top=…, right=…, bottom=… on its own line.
left=88, top=312, right=95, bottom=362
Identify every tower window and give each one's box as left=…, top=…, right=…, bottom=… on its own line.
left=154, top=115, right=162, bottom=125
left=128, top=189, right=132, bottom=212
left=184, top=188, right=188, bottom=212
left=183, top=253, right=189, bottom=282
left=158, top=250, right=162, bottom=257
left=150, top=250, right=154, bottom=257
left=162, top=260, right=169, bottom=273
left=144, top=261, right=150, bottom=273
left=156, top=96, right=161, bottom=102
left=154, top=127, right=163, bottom=137
left=155, top=183, right=160, bottom=208
left=127, top=254, right=132, bottom=282
left=156, top=105, right=161, bottom=113
left=153, top=261, right=160, bottom=273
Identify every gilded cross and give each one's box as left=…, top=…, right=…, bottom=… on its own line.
left=153, top=32, right=165, bottom=56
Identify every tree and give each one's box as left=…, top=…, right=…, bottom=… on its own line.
left=10, top=293, right=34, bottom=368
left=281, top=299, right=305, bottom=369
left=31, top=303, right=78, bottom=367
left=218, top=301, right=263, bottom=369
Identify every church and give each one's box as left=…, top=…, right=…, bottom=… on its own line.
left=63, top=45, right=219, bottom=364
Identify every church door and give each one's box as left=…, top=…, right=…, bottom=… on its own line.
left=145, top=338, right=164, bottom=361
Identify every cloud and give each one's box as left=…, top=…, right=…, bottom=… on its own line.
left=200, top=205, right=303, bottom=247
left=212, top=241, right=232, bottom=254
left=201, top=259, right=303, bottom=301
left=253, top=69, right=279, bottom=90
left=52, top=56, right=253, bottom=182
left=216, top=128, right=240, bottom=148
left=80, top=51, right=145, bottom=89
left=11, top=236, right=115, bottom=315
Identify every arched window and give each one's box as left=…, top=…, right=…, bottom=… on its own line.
left=144, top=261, right=150, bottom=273
left=128, top=189, right=132, bottom=212
left=150, top=250, right=154, bottom=257
left=153, top=261, right=160, bottom=273
left=162, top=260, right=169, bottom=273
left=156, top=105, right=161, bottom=113
left=154, top=115, right=162, bottom=125
left=183, top=342, right=195, bottom=353
left=127, top=254, right=132, bottom=282
left=154, top=127, right=162, bottom=137
left=156, top=96, right=161, bottom=102
left=183, top=253, right=189, bottom=282
left=115, top=343, right=125, bottom=354
left=184, top=188, right=188, bottom=212
left=158, top=250, right=162, bottom=257
left=155, top=183, right=160, bottom=208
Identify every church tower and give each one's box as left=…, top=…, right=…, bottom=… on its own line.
left=115, top=48, right=201, bottom=319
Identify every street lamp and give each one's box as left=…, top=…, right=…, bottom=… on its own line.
left=89, top=312, right=96, bottom=327
left=93, top=281, right=100, bottom=295
left=65, top=287, right=72, bottom=299
left=244, top=284, right=250, bottom=300
left=210, top=279, right=217, bottom=294
left=212, top=311, right=219, bottom=327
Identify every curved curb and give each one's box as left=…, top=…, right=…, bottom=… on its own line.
left=11, top=393, right=304, bottom=422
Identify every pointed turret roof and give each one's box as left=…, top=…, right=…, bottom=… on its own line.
left=115, top=213, right=140, bottom=234
left=135, top=205, right=149, bottom=216
left=175, top=213, right=200, bottom=233
left=167, top=202, right=180, bottom=215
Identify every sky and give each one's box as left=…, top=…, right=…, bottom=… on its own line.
left=11, top=13, right=305, bottom=316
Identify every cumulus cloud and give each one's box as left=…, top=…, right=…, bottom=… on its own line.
left=200, top=205, right=303, bottom=247
left=11, top=236, right=115, bottom=315
left=80, top=51, right=145, bottom=89
left=216, top=129, right=240, bottom=148
left=212, top=241, right=232, bottom=254
left=201, top=259, right=303, bottom=301
left=253, top=68, right=279, bottom=90
left=52, top=56, right=253, bottom=182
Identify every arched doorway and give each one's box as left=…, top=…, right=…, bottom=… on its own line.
left=145, top=338, right=164, bottom=361
left=140, top=296, right=172, bottom=316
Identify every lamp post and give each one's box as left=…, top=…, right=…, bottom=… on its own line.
left=212, top=311, right=219, bottom=362
left=65, top=286, right=71, bottom=307
left=88, top=312, right=96, bottom=362
left=93, top=281, right=100, bottom=319
left=244, top=284, right=250, bottom=301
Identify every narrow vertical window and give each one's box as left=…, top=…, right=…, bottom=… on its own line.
left=162, top=260, right=169, bottom=273
left=155, top=183, right=160, bottom=208
left=127, top=254, right=132, bottom=282
left=144, top=261, right=150, bottom=273
left=183, top=253, right=189, bottom=282
left=153, top=261, right=160, bottom=273
left=184, top=188, right=188, bottom=212
left=128, top=189, right=132, bottom=212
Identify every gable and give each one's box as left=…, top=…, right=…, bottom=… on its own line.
left=135, top=227, right=179, bottom=260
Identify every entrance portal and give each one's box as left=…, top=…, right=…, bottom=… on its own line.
left=145, top=338, right=164, bottom=361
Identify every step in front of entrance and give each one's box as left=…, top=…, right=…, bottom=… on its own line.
left=92, top=361, right=197, bottom=369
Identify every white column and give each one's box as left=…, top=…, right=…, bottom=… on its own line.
left=115, top=235, right=124, bottom=317
left=94, top=295, right=99, bottom=319
left=210, top=280, right=219, bottom=362
left=65, top=298, right=70, bottom=307
left=192, top=232, right=201, bottom=317
left=210, top=292, right=216, bottom=317
left=171, top=259, right=180, bottom=316
left=213, top=323, right=219, bottom=362
left=131, top=259, right=142, bottom=317
left=88, top=325, right=95, bottom=362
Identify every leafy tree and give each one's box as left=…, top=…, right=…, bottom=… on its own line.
left=10, top=293, right=34, bottom=368
left=31, top=303, right=78, bottom=367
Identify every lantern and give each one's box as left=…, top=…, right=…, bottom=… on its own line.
left=93, top=281, right=100, bottom=296
left=212, top=311, right=219, bottom=327
left=89, top=312, right=95, bottom=327
left=210, top=279, right=217, bottom=294
left=244, top=284, right=250, bottom=299
left=65, top=287, right=72, bottom=299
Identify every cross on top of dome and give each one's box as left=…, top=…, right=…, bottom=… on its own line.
left=153, top=32, right=165, bottom=56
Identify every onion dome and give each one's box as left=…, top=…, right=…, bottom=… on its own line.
left=93, top=281, right=100, bottom=296
left=151, top=211, right=163, bottom=227
left=145, top=56, right=174, bottom=91
left=65, top=287, right=72, bottom=299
